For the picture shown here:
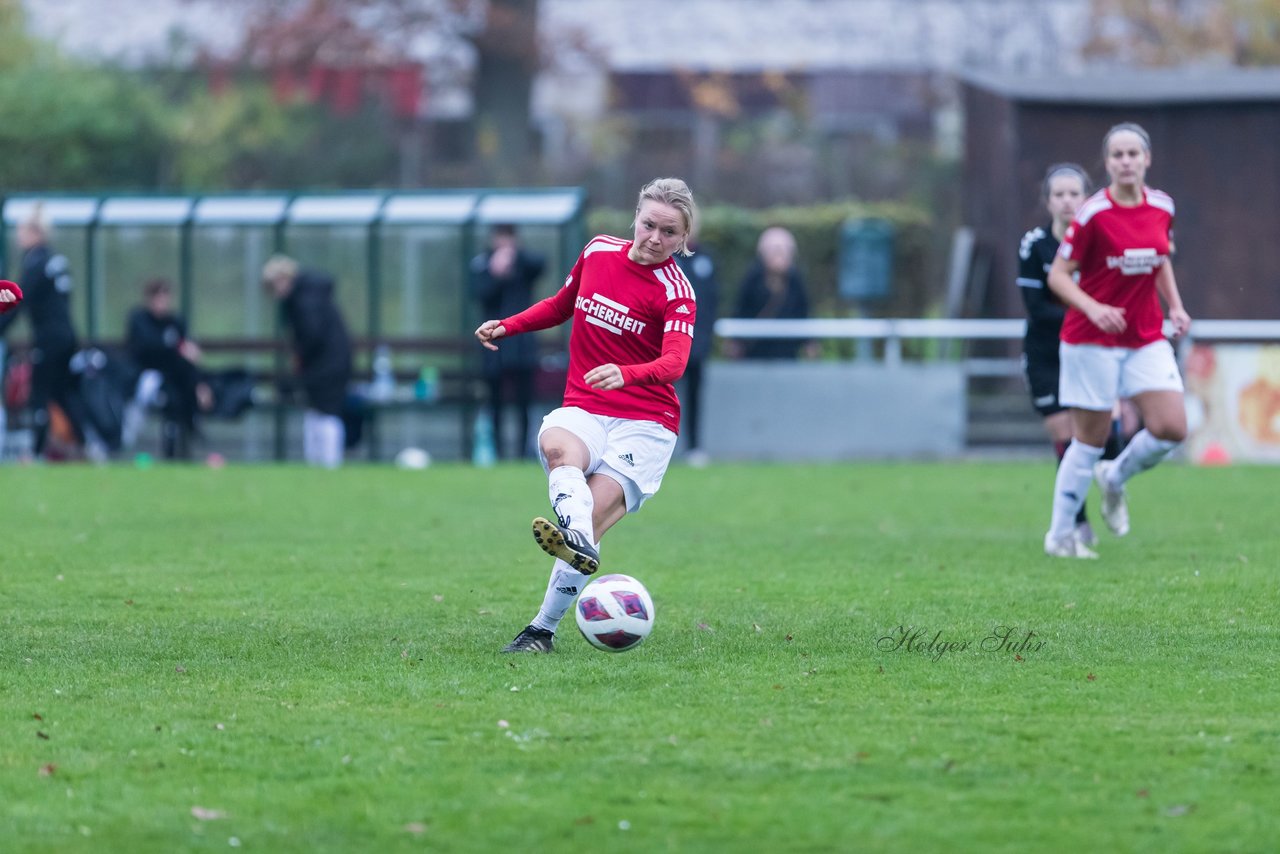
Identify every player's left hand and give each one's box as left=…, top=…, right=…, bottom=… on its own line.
left=0, top=280, right=22, bottom=314
left=474, top=319, right=507, bottom=351
left=584, top=363, right=624, bottom=390
left=1167, top=307, right=1192, bottom=338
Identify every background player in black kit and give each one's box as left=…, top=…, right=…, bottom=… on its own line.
left=1017, top=164, right=1098, bottom=545
left=0, top=207, right=92, bottom=458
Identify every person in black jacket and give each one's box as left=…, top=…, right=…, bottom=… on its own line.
left=125, top=278, right=212, bottom=459
left=730, top=226, right=813, bottom=360
left=1017, top=163, right=1097, bottom=546
left=469, top=224, right=546, bottom=459
left=0, top=209, right=92, bottom=458
left=262, top=255, right=353, bottom=467
left=675, top=237, right=719, bottom=465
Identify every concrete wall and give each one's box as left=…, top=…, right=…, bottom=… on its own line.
left=699, top=362, right=967, bottom=461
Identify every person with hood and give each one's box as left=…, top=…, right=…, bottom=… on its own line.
left=262, top=255, right=353, bottom=468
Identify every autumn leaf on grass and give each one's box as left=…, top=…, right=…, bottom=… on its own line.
left=191, top=806, right=227, bottom=821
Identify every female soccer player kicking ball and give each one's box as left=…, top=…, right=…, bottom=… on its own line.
left=475, top=178, right=699, bottom=651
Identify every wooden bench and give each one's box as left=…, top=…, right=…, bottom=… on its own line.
left=192, top=336, right=490, bottom=461
left=4, top=334, right=570, bottom=461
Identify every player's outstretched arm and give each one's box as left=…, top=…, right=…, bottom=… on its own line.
left=0, top=280, right=22, bottom=315
left=474, top=319, right=507, bottom=351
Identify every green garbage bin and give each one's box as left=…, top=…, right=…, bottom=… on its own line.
left=839, top=218, right=895, bottom=302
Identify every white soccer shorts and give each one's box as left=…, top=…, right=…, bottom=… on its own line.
left=1059, top=339, right=1184, bottom=411
left=537, top=406, right=677, bottom=512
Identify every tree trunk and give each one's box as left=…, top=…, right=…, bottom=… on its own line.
left=471, top=0, right=539, bottom=184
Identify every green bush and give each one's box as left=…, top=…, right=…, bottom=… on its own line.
left=0, top=64, right=171, bottom=190
left=587, top=200, right=942, bottom=321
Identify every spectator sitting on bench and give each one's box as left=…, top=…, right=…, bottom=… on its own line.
left=125, top=277, right=212, bottom=459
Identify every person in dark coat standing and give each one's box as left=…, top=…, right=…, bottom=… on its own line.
left=262, top=255, right=353, bottom=468
left=470, top=224, right=546, bottom=459
left=0, top=207, right=93, bottom=458
left=674, top=239, right=719, bottom=465
left=125, top=277, right=212, bottom=459
left=730, top=226, right=813, bottom=361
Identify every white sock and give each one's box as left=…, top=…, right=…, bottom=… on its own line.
left=1048, top=441, right=1104, bottom=540
left=304, top=410, right=345, bottom=468
left=547, top=465, right=594, bottom=542
left=531, top=559, right=592, bottom=633
left=1110, top=429, right=1178, bottom=485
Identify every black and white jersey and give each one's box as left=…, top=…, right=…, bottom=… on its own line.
left=1016, top=224, right=1067, bottom=361
left=0, top=244, right=78, bottom=350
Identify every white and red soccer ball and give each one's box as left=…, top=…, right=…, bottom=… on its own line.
left=574, top=574, right=655, bottom=652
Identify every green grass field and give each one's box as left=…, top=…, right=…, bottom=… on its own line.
left=3, top=461, right=1278, bottom=852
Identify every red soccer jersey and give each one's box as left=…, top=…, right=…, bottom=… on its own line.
left=500, top=235, right=697, bottom=434
left=1057, top=187, right=1174, bottom=349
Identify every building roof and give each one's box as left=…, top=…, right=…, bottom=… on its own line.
left=961, top=67, right=1280, bottom=104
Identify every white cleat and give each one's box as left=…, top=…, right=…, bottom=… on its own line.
left=1044, top=531, right=1099, bottom=559
left=1093, top=460, right=1130, bottom=537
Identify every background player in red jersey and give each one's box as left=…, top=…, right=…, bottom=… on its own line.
left=475, top=177, right=699, bottom=652
left=1042, top=123, right=1192, bottom=558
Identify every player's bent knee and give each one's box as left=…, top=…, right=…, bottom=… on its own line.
left=542, top=444, right=567, bottom=467
left=540, top=439, right=586, bottom=471
left=1151, top=423, right=1187, bottom=443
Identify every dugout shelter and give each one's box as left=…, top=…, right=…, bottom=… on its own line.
left=0, top=188, right=587, bottom=461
